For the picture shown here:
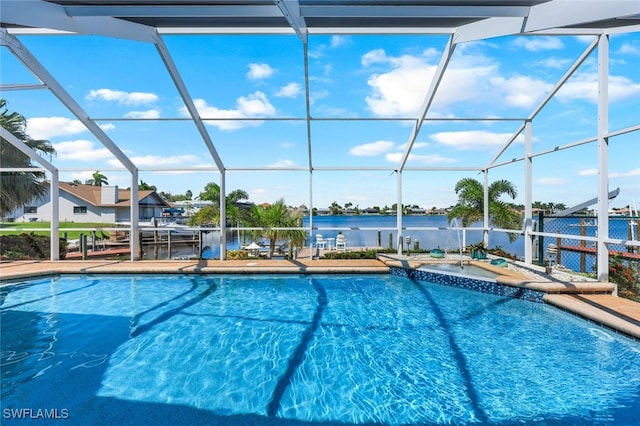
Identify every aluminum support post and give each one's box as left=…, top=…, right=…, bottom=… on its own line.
left=524, top=120, right=534, bottom=264
left=596, top=35, right=610, bottom=283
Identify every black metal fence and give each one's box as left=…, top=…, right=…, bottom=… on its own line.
left=538, top=213, right=640, bottom=274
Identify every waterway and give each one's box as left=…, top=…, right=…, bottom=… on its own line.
left=160, top=215, right=637, bottom=275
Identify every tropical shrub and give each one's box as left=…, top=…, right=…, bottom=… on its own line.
left=609, top=256, right=640, bottom=302
left=0, top=233, right=68, bottom=260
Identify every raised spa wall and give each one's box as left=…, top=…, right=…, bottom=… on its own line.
left=389, top=266, right=546, bottom=303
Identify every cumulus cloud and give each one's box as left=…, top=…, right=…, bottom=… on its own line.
left=26, top=117, right=87, bottom=139
left=362, top=48, right=515, bottom=116
left=557, top=72, right=640, bottom=103
left=125, top=109, right=161, bottom=119
left=578, top=168, right=598, bottom=176
left=86, top=88, right=158, bottom=105
left=513, top=36, right=564, bottom=52
left=52, top=139, right=114, bottom=161
left=364, top=54, right=437, bottom=115
left=185, top=92, right=276, bottom=131
left=361, top=49, right=388, bottom=66
left=275, top=82, right=302, bottom=98
left=330, top=35, right=350, bottom=48
left=247, top=63, right=274, bottom=80
left=610, top=168, right=640, bottom=178
left=619, top=42, right=640, bottom=56
left=107, top=154, right=201, bottom=168
left=268, top=159, right=297, bottom=168
left=384, top=152, right=457, bottom=164
left=490, top=75, right=552, bottom=108
left=430, top=130, right=520, bottom=151
left=349, top=140, right=395, bottom=156
left=536, top=57, right=573, bottom=69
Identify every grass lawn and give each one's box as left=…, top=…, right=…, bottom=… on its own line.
left=0, top=222, right=116, bottom=240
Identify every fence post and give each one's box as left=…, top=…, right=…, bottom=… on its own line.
left=538, top=211, right=545, bottom=266
left=81, top=234, right=87, bottom=260
left=580, top=218, right=587, bottom=273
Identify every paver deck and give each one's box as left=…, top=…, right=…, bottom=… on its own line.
left=1, top=259, right=638, bottom=340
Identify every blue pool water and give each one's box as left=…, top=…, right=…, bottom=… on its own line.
left=2, top=274, right=639, bottom=425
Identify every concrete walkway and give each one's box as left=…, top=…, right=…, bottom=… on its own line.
left=1, top=259, right=638, bottom=340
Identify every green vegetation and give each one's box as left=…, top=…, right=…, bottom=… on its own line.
left=0, top=99, right=56, bottom=217
left=85, top=171, right=108, bottom=186
left=189, top=181, right=250, bottom=227
left=247, top=199, right=307, bottom=258
left=0, top=234, right=68, bottom=260
left=447, top=178, right=522, bottom=242
left=0, top=222, right=114, bottom=240
left=609, top=255, right=640, bottom=302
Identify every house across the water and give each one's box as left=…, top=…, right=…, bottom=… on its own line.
left=7, top=182, right=171, bottom=223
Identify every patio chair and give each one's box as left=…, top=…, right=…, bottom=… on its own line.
left=316, top=234, right=327, bottom=249
left=335, top=234, right=347, bottom=252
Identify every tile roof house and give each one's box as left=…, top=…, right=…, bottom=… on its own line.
left=11, top=182, right=171, bottom=223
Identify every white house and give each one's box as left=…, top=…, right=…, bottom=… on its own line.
left=10, top=182, right=171, bottom=223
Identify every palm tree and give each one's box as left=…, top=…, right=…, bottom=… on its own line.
left=138, top=180, right=156, bottom=191
left=0, top=99, right=56, bottom=217
left=86, top=171, right=108, bottom=186
left=248, top=199, right=306, bottom=258
left=191, top=182, right=250, bottom=226
left=447, top=178, right=522, bottom=242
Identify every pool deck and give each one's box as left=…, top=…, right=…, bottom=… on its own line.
left=1, top=258, right=638, bottom=340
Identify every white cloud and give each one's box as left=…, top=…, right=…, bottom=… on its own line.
left=125, top=109, right=161, bottom=119
left=619, top=43, right=640, bottom=56
left=384, top=152, right=457, bottom=164
left=185, top=92, right=276, bottom=131
left=363, top=48, right=517, bottom=116
left=365, top=54, right=437, bottom=115
left=513, top=36, right=564, bottom=52
left=275, top=82, right=302, bottom=98
left=247, top=63, right=274, bottom=80
left=536, top=57, right=573, bottom=69
left=237, top=92, right=276, bottom=115
left=349, top=140, right=395, bottom=156
left=610, top=168, right=640, bottom=178
left=100, top=123, right=116, bottom=131
left=557, top=72, right=640, bottom=103
left=53, top=139, right=114, bottom=161
left=578, top=168, right=598, bottom=176
left=490, top=75, right=552, bottom=108
left=430, top=130, right=519, bottom=151
left=86, top=88, right=158, bottom=105
left=26, top=117, right=87, bottom=139
left=361, top=49, right=388, bottom=66
left=108, top=154, right=200, bottom=168
left=330, top=35, right=350, bottom=48
left=538, top=177, right=569, bottom=185
left=268, top=159, right=297, bottom=168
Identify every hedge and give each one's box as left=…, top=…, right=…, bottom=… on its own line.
left=0, top=233, right=68, bottom=260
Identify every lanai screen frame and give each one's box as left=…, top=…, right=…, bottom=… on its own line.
left=1, top=1, right=639, bottom=282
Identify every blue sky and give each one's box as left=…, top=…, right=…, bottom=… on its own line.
left=2, top=31, right=639, bottom=210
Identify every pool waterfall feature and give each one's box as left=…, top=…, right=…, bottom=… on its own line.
left=390, top=261, right=546, bottom=303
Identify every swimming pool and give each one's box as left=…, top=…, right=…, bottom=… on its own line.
left=2, top=274, right=639, bottom=425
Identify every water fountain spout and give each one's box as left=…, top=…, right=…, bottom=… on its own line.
left=449, top=218, right=464, bottom=269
